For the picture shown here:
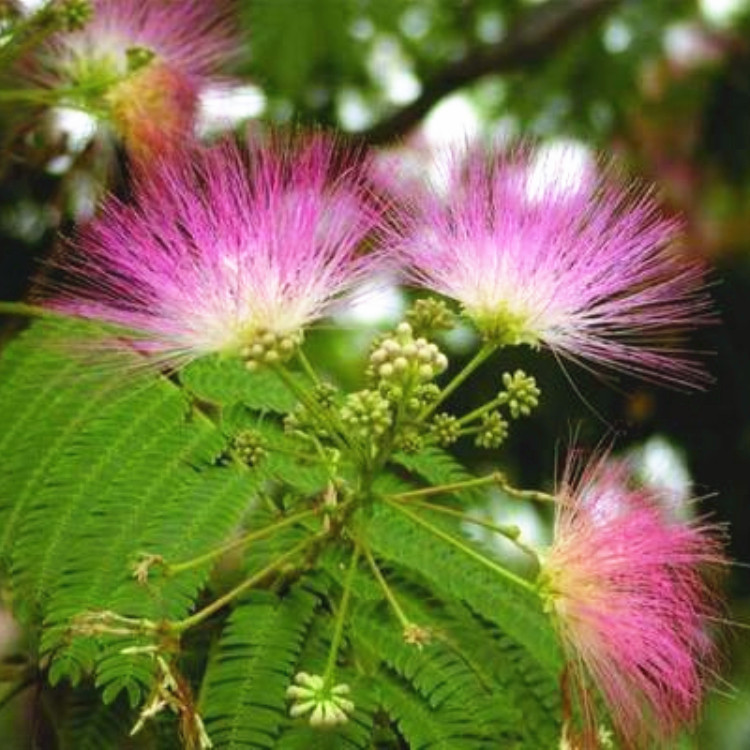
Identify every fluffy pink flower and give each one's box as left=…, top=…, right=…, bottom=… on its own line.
left=33, top=0, right=237, bottom=157
left=387, top=145, right=713, bottom=387
left=541, top=454, right=725, bottom=748
left=44, top=0, right=236, bottom=86
left=45, top=136, right=383, bottom=370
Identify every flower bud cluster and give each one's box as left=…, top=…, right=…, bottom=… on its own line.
left=241, top=329, right=304, bottom=371
left=405, top=297, right=454, bottom=335
left=287, top=673, right=354, bottom=728
left=498, top=370, right=540, bottom=419
left=431, top=412, right=460, bottom=447
left=232, top=430, right=266, bottom=467
left=284, top=406, right=329, bottom=440
left=313, top=382, right=339, bottom=409
left=56, top=0, right=92, bottom=31
left=369, top=322, right=448, bottom=385
left=475, top=411, right=509, bottom=449
left=339, top=389, right=392, bottom=441
left=283, top=384, right=338, bottom=440
left=395, top=427, right=423, bottom=454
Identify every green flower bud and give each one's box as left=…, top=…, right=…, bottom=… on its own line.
left=406, top=297, right=455, bottom=334
left=240, top=328, right=304, bottom=371
left=497, top=370, right=541, bottom=419
left=395, top=427, right=423, bottom=454
left=56, top=0, right=92, bottom=31
left=313, top=382, right=338, bottom=409
left=232, top=430, right=267, bottom=467
left=287, top=673, right=354, bottom=728
left=415, top=384, right=441, bottom=404
left=368, top=322, right=448, bottom=387
left=475, top=411, right=509, bottom=449
left=340, top=389, right=392, bottom=441
left=431, top=412, right=461, bottom=446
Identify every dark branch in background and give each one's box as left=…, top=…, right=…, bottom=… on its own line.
left=361, top=0, right=620, bottom=145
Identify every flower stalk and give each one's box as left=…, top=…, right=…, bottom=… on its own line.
left=323, top=543, right=361, bottom=685
left=385, top=499, right=536, bottom=594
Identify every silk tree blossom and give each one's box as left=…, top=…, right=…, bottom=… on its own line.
left=45, top=136, right=384, bottom=371
left=539, top=454, right=726, bottom=749
left=387, top=145, right=713, bottom=387
left=33, top=0, right=237, bottom=156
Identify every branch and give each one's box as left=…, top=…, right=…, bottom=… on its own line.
left=361, top=0, right=620, bottom=145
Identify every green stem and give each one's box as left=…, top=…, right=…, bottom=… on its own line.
left=273, top=364, right=349, bottom=453
left=386, top=499, right=535, bottom=594
left=362, top=545, right=410, bottom=629
left=323, top=543, right=361, bottom=684
left=457, top=396, right=504, bottom=427
left=456, top=426, right=482, bottom=437
left=420, top=343, right=496, bottom=421
left=396, top=498, right=539, bottom=561
left=387, top=473, right=502, bottom=501
left=167, top=508, right=318, bottom=576
left=0, top=88, right=59, bottom=103
left=0, top=6, right=60, bottom=70
left=170, top=534, right=321, bottom=634
left=497, top=477, right=556, bottom=504
left=296, top=349, right=320, bottom=386
left=263, top=443, right=320, bottom=464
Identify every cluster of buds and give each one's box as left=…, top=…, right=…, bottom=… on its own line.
left=379, top=381, right=440, bottom=414
left=431, top=412, right=461, bottom=447
left=498, top=370, right=540, bottom=419
left=405, top=297, right=455, bottom=336
left=394, top=426, right=423, bottom=454
left=369, top=323, right=448, bottom=386
left=284, top=382, right=340, bottom=441
left=313, top=382, right=339, bottom=409
left=339, top=389, right=392, bottom=441
left=53, top=0, right=93, bottom=31
left=287, top=673, right=354, bottom=728
left=475, top=412, right=509, bottom=449
left=241, top=329, right=304, bottom=371
left=284, top=404, right=330, bottom=441
left=231, top=430, right=266, bottom=467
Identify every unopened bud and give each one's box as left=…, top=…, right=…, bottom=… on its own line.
left=406, top=297, right=455, bottom=334
left=431, top=413, right=460, bottom=446
left=475, top=411, right=508, bottom=449
left=287, top=673, right=354, bottom=729
left=498, top=370, right=541, bottom=419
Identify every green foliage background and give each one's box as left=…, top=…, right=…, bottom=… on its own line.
left=2, top=0, right=750, bottom=747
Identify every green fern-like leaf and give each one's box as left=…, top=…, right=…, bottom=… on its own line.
left=57, top=685, right=133, bottom=750
left=376, top=671, right=495, bottom=750
left=181, top=355, right=304, bottom=413
left=366, top=503, right=562, bottom=676
left=200, top=586, right=319, bottom=748
left=0, top=321, right=263, bottom=705
left=353, top=610, right=520, bottom=744
left=392, top=448, right=482, bottom=503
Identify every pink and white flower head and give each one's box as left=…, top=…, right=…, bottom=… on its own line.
left=387, top=144, right=713, bottom=387
left=35, top=0, right=237, bottom=156
left=45, top=135, right=384, bottom=371
left=540, top=452, right=726, bottom=749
